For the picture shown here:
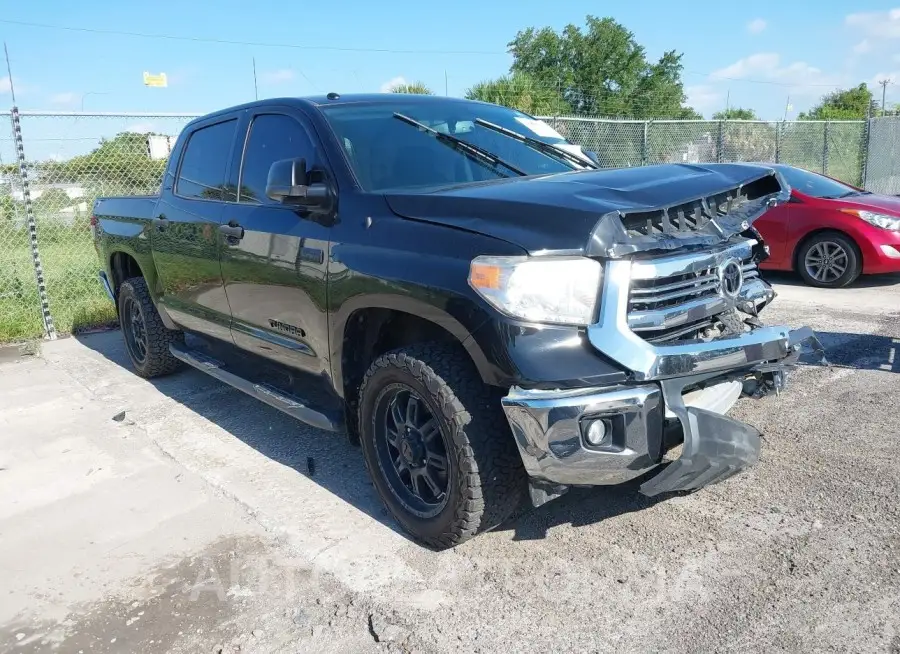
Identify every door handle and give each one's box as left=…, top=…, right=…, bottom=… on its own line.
left=152, top=216, right=169, bottom=231
left=219, top=222, right=244, bottom=240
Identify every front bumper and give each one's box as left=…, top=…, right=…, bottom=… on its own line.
left=501, top=240, right=825, bottom=500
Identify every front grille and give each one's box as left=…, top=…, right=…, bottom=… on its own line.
left=619, top=175, right=780, bottom=238
left=628, top=258, right=760, bottom=343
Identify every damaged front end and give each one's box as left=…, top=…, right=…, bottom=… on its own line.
left=501, top=164, right=826, bottom=504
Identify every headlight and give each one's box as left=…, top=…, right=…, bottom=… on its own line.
left=843, top=209, right=900, bottom=231
left=468, top=255, right=601, bottom=325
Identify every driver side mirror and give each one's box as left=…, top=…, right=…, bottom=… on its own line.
left=266, top=158, right=330, bottom=207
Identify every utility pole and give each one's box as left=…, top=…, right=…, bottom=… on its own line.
left=3, top=42, right=16, bottom=104
left=444, top=71, right=448, bottom=97
left=783, top=95, right=791, bottom=122
left=724, top=89, right=730, bottom=117
left=252, top=57, right=259, bottom=100
left=879, top=79, right=891, bottom=117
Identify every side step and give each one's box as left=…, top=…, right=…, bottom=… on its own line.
left=169, top=343, right=343, bottom=433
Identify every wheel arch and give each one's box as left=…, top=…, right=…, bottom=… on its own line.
left=791, top=227, right=863, bottom=272
left=333, top=295, right=495, bottom=444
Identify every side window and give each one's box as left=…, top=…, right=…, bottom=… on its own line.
left=239, top=114, right=314, bottom=204
left=176, top=119, right=237, bottom=201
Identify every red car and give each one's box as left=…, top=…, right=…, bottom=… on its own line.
left=754, top=164, right=900, bottom=288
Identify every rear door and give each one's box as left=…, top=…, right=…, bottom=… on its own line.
left=152, top=116, right=239, bottom=341
left=219, top=109, right=332, bottom=376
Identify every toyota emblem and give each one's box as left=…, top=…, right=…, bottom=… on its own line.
left=718, top=259, right=744, bottom=298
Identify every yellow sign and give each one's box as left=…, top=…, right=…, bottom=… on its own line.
left=143, top=72, right=168, bottom=88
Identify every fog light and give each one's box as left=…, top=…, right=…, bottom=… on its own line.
left=880, top=244, right=900, bottom=259
left=585, top=419, right=609, bottom=447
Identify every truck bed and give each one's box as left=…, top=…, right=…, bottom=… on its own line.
left=93, top=195, right=160, bottom=224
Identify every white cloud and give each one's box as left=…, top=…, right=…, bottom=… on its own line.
left=747, top=19, right=767, bottom=35
left=709, top=52, right=844, bottom=96
left=51, top=92, right=78, bottom=105
left=261, top=69, right=294, bottom=84
left=685, top=85, right=724, bottom=114
left=0, top=76, right=12, bottom=94
left=846, top=9, right=900, bottom=40
left=854, top=39, right=873, bottom=54
left=379, top=76, right=406, bottom=93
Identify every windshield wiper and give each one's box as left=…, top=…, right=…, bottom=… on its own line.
left=393, top=113, right=527, bottom=177
left=473, top=118, right=599, bottom=170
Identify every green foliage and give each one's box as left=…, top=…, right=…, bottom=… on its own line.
left=713, top=107, right=759, bottom=120
left=0, top=194, right=20, bottom=222
left=465, top=73, right=571, bottom=115
left=507, top=15, right=696, bottom=118
left=34, top=188, right=72, bottom=211
left=389, top=81, right=433, bottom=95
left=799, top=84, right=876, bottom=120
left=41, top=132, right=168, bottom=194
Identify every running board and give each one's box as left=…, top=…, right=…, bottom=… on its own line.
left=169, top=343, right=343, bottom=433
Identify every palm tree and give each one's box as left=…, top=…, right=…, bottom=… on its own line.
left=389, top=81, right=433, bottom=95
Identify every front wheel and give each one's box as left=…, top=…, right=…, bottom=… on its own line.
left=358, top=343, right=526, bottom=550
left=797, top=232, right=862, bottom=288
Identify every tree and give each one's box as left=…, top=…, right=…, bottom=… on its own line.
left=40, top=132, right=167, bottom=195
left=799, top=84, right=876, bottom=120
left=713, top=107, right=759, bottom=120
left=507, top=16, right=696, bottom=118
left=389, top=81, right=433, bottom=95
left=465, top=73, right=570, bottom=115
left=34, top=188, right=72, bottom=212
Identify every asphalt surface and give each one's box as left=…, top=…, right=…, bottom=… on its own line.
left=1, top=270, right=899, bottom=653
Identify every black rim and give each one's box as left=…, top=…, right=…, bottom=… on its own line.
left=122, top=296, right=148, bottom=364
left=373, top=385, right=451, bottom=517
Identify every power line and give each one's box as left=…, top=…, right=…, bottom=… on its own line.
left=0, top=18, right=506, bottom=55
left=0, top=18, right=870, bottom=91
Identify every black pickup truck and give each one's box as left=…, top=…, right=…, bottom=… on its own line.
left=93, top=94, right=822, bottom=549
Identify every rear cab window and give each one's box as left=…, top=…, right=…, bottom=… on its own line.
left=176, top=119, right=238, bottom=201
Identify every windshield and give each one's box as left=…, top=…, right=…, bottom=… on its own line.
left=776, top=165, right=862, bottom=199
left=320, top=99, right=585, bottom=191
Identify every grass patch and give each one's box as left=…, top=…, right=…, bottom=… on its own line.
left=0, top=224, right=116, bottom=342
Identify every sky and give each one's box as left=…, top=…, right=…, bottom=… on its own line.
left=2, top=0, right=900, bottom=159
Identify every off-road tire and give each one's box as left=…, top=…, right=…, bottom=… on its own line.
left=118, top=277, right=184, bottom=378
left=358, top=343, right=526, bottom=550
left=796, top=231, right=862, bottom=288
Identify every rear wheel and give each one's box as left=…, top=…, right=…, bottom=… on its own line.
left=358, top=343, right=526, bottom=550
left=797, top=232, right=861, bottom=288
left=118, top=277, right=184, bottom=378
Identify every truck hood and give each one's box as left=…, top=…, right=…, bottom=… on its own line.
left=384, top=162, right=790, bottom=257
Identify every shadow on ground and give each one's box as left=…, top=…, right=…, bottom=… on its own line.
left=75, top=330, right=678, bottom=547
left=814, top=330, right=900, bottom=374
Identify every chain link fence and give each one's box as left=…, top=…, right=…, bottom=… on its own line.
left=865, top=117, right=900, bottom=195
left=1, top=111, right=198, bottom=341
left=0, top=110, right=895, bottom=342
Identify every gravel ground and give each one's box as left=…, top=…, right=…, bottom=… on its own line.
left=1, top=272, right=899, bottom=653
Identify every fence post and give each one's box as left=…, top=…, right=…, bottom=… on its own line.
left=641, top=121, right=649, bottom=166
left=822, top=121, right=830, bottom=176
left=860, top=117, right=871, bottom=189
left=10, top=107, right=57, bottom=340
left=716, top=121, right=724, bottom=163
left=775, top=121, right=782, bottom=163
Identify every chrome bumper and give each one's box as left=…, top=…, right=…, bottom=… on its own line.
left=502, top=239, right=825, bottom=499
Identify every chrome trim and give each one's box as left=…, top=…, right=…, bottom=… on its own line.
left=628, top=278, right=774, bottom=332
left=502, top=384, right=663, bottom=486
left=98, top=271, right=115, bottom=302
left=588, top=240, right=803, bottom=381
left=629, top=239, right=757, bottom=280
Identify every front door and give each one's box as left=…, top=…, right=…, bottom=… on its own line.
left=219, top=110, right=332, bottom=376
left=152, top=116, right=239, bottom=341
